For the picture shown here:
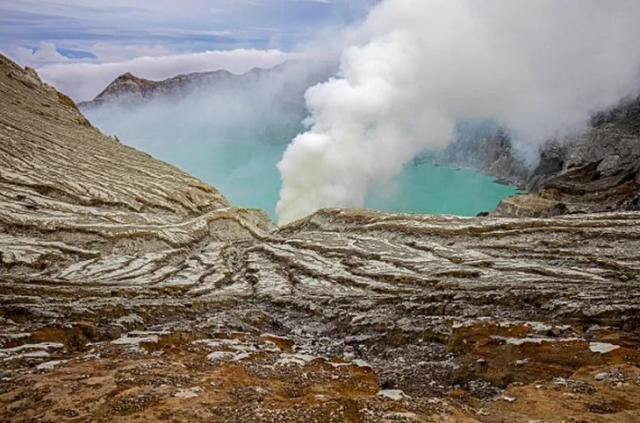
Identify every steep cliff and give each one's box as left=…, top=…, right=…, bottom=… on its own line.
left=494, top=96, right=640, bottom=217
left=1, top=55, right=640, bottom=422
left=420, top=122, right=531, bottom=188
left=420, top=94, right=640, bottom=219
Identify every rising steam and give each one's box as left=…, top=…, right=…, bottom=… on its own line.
left=276, top=0, right=640, bottom=224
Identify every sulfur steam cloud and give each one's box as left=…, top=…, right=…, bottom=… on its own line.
left=276, top=0, right=640, bottom=225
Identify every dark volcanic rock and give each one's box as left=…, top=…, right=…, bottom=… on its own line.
left=79, top=69, right=236, bottom=109
left=89, top=72, right=164, bottom=104
left=494, top=96, right=640, bottom=217
left=421, top=96, right=640, bottom=218
left=420, top=122, right=531, bottom=188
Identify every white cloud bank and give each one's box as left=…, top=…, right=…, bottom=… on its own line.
left=36, top=48, right=296, bottom=101
left=276, top=0, right=640, bottom=224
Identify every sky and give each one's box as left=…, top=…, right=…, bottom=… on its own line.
left=0, top=0, right=379, bottom=100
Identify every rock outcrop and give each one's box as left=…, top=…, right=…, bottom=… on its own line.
left=420, top=122, right=531, bottom=188
left=518, top=98, right=640, bottom=215
left=1, top=54, right=640, bottom=422
left=421, top=97, right=640, bottom=218
left=78, top=60, right=335, bottom=110
left=465, top=96, right=640, bottom=217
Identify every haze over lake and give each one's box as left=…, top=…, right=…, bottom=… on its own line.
left=84, top=112, right=519, bottom=221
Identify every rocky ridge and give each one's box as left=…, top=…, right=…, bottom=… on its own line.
left=493, top=108, right=640, bottom=218
left=419, top=123, right=531, bottom=188
left=421, top=97, right=640, bottom=219
left=79, top=69, right=238, bottom=109
left=78, top=60, right=334, bottom=110
left=513, top=97, right=640, bottom=215
left=1, top=54, right=640, bottom=422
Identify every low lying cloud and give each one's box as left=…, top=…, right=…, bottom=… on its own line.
left=0, top=0, right=380, bottom=101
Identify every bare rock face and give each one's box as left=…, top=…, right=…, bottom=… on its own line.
left=1, top=54, right=640, bottom=422
left=79, top=69, right=237, bottom=109
left=420, top=123, right=531, bottom=188
left=88, top=72, right=161, bottom=105
left=526, top=112, right=640, bottom=210
left=422, top=97, right=640, bottom=218
left=493, top=96, right=640, bottom=218
left=78, top=60, right=335, bottom=110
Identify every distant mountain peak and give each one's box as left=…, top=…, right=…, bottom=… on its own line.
left=79, top=60, right=338, bottom=110
left=92, top=72, right=158, bottom=103
left=112, top=72, right=150, bottom=85
left=117, top=71, right=136, bottom=79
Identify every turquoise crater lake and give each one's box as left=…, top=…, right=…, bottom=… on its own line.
left=107, top=135, right=521, bottom=222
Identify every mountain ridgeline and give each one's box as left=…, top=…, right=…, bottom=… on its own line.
left=79, top=61, right=336, bottom=145
left=80, top=60, right=335, bottom=110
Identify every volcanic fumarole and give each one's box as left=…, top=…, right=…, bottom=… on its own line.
left=276, top=0, right=640, bottom=224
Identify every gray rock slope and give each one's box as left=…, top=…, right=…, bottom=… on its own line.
left=420, top=122, right=531, bottom=188
left=494, top=97, right=640, bottom=217
left=423, top=97, right=640, bottom=217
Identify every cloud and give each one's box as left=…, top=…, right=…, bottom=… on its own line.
left=0, top=0, right=380, bottom=101
left=36, top=47, right=297, bottom=101
left=5, top=41, right=68, bottom=66
left=276, top=0, right=640, bottom=224
left=0, top=0, right=379, bottom=55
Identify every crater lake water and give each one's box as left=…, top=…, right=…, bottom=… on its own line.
left=106, top=135, right=520, bottom=221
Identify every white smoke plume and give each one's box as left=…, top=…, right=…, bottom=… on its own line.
left=276, top=0, right=640, bottom=224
